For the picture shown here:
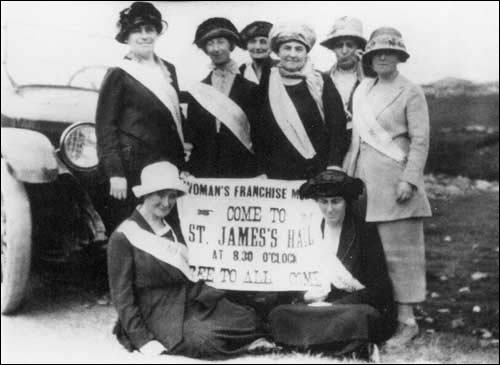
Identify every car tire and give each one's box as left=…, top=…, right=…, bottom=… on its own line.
left=1, top=159, right=32, bottom=314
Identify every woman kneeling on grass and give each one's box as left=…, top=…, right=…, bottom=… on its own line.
left=268, top=169, right=396, bottom=359
left=107, top=161, right=273, bottom=359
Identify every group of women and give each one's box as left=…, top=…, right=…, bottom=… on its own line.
left=96, top=1, right=432, bottom=360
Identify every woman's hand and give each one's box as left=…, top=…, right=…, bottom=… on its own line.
left=354, top=49, right=364, bottom=61
left=180, top=171, right=193, bottom=180
left=396, top=181, right=416, bottom=203
left=140, top=340, right=167, bottom=356
left=304, top=286, right=330, bottom=303
left=110, top=177, right=128, bottom=200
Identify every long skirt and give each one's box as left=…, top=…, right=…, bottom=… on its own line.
left=268, top=303, right=381, bottom=349
left=170, top=296, right=265, bottom=359
left=377, top=219, right=426, bottom=303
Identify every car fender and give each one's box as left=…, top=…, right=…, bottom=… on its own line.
left=1, top=127, right=59, bottom=183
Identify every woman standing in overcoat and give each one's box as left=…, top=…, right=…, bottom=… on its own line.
left=344, top=27, right=432, bottom=347
left=96, top=2, right=187, bottom=229
left=254, top=22, right=348, bottom=180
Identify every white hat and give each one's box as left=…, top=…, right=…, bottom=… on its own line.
left=132, top=161, right=187, bottom=198
left=320, top=16, right=367, bottom=50
left=269, top=22, right=317, bottom=53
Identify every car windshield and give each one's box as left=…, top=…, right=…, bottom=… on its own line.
left=1, top=20, right=118, bottom=90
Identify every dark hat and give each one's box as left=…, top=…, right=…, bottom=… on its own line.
left=299, top=170, right=364, bottom=201
left=240, top=21, right=273, bottom=50
left=115, top=2, right=168, bottom=44
left=194, top=17, right=241, bottom=49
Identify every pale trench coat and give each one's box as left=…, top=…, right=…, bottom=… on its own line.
left=344, top=74, right=432, bottom=222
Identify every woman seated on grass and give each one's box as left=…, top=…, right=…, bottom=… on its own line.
left=107, top=161, right=273, bottom=359
left=268, top=169, right=396, bottom=359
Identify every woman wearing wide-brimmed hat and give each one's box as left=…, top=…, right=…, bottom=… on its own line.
left=268, top=169, right=395, bottom=359
left=320, top=17, right=367, bottom=132
left=344, top=27, right=432, bottom=347
left=108, top=161, right=272, bottom=358
left=253, top=22, right=348, bottom=180
left=239, top=21, right=278, bottom=84
left=96, top=2, right=188, bottom=230
left=184, top=17, right=259, bottom=178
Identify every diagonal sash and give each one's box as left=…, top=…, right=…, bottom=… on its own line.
left=187, top=82, right=254, bottom=153
left=118, top=220, right=195, bottom=282
left=268, top=68, right=316, bottom=159
left=118, top=59, right=185, bottom=144
left=344, top=80, right=407, bottom=174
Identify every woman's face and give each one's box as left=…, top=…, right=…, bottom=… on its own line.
left=317, top=196, right=347, bottom=225
left=372, top=50, right=400, bottom=77
left=247, top=36, right=271, bottom=60
left=277, top=41, right=308, bottom=72
left=127, top=24, right=159, bottom=58
left=332, top=37, right=360, bottom=70
left=205, top=37, right=233, bottom=66
left=144, top=189, right=179, bottom=219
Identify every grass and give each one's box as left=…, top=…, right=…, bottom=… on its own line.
left=426, top=95, right=499, bottom=180
left=3, top=191, right=495, bottom=363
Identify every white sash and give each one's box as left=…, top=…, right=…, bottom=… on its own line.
left=268, top=68, right=316, bottom=159
left=242, top=62, right=260, bottom=84
left=344, top=80, right=406, bottom=174
left=118, top=59, right=185, bottom=144
left=313, top=226, right=365, bottom=292
left=187, top=82, right=254, bottom=153
left=118, top=220, right=195, bottom=282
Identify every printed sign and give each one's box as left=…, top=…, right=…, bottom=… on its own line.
left=177, top=178, right=325, bottom=291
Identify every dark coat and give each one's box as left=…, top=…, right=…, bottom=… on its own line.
left=96, top=59, right=185, bottom=187
left=254, top=73, right=349, bottom=180
left=239, top=57, right=278, bottom=85
left=108, top=210, right=264, bottom=359
left=268, top=206, right=395, bottom=348
left=184, top=73, right=259, bottom=178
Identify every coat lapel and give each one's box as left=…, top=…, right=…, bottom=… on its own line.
left=337, top=212, right=357, bottom=262
left=369, top=75, right=406, bottom=119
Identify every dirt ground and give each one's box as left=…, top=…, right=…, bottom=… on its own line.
left=2, top=192, right=499, bottom=364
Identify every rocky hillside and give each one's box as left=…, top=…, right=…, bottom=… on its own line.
left=423, top=78, right=499, bottom=98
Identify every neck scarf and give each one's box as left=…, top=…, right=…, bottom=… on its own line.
left=278, top=57, right=325, bottom=121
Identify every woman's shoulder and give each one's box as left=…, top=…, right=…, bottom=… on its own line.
left=159, top=58, right=177, bottom=73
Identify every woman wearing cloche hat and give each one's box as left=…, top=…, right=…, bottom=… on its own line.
left=96, top=2, right=189, bottom=230
left=183, top=17, right=260, bottom=178
left=108, top=161, right=273, bottom=358
left=344, top=26, right=432, bottom=348
left=268, top=169, right=395, bottom=359
left=239, top=21, right=278, bottom=84
left=252, top=22, right=349, bottom=180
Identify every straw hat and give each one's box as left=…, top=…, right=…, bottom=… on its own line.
left=363, top=27, right=410, bottom=61
left=132, top=161, right=187, bottom=198
left=320, top=16, right=367, bottom=50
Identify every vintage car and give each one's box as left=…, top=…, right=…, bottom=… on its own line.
left=1, top=65, right=113, bottom=314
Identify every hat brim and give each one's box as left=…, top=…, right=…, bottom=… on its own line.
left=132, top=183, right=187, bottom=198
left=363, top=48, right=410, bottom=63
left=195, top=29, right=241, bottom=49
left=320, top=35, right=367, bottom=50
left=271, top=37, right=311, bottom=54
left=116, top=19, right=168, bottom=44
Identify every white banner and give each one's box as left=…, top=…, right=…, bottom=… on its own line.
left=177, top=178, right=326, bottom=291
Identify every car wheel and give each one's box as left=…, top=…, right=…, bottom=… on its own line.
left=1, top=160, right=32, bottom=314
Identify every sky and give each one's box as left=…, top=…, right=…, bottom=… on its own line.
left=1, top=1, right=499, bottom=88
